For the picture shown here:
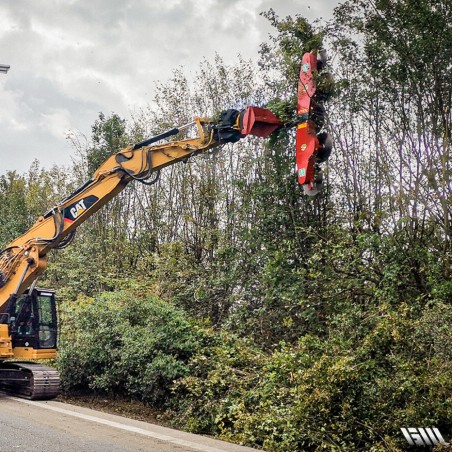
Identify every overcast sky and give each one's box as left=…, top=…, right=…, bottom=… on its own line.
left=0, top=0, right=340, bottom=174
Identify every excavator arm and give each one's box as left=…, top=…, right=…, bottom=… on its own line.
left=0, top=108, right=282, bottom=396
left=0, top=109, right=281, bottom=311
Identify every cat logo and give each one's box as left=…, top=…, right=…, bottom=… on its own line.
left=70, top=200, right=87, bottom=219
left=64, top=195, right=99, bottom=224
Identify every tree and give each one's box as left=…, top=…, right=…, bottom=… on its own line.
left=328, top=0, right=451, bottom=246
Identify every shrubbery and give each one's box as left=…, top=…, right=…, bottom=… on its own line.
left=56, top=290, right=201, bottom=406
left=56, top=287, right=451, bottom=451
left=171, top=303, right=452, bottom=451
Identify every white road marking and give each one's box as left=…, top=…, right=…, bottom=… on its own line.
left=9, top=397, right=225, bottom=452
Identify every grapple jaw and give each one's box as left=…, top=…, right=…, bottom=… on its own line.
left=296, top=121, right=333, bottom=194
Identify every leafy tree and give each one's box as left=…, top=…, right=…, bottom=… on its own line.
left=0, top=171, right=27, bottom=247
left=87, top=112, right=127, bottom=175
left=329, top=0, right=451, bottom=246
left=0, top=162, right=69, bottom=248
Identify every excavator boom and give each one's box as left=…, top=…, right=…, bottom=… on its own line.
left=0, top=109, right=282, bottom=313
left=0, top=107, right=282, bottom=399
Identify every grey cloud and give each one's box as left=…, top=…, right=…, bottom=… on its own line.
left=0, top=0, right=340, bottom=174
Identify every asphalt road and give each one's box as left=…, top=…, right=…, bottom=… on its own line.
left=0, top=393, right=258, bottom=452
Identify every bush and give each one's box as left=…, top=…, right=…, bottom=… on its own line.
left=172, top=303, right=452, bottom=451
left=57, top=290, right=201, bottom=406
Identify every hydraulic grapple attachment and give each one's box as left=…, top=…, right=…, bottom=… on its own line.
left=296, top=122, right=318, bottom=186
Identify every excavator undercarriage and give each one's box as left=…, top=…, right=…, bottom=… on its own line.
left=0, top=361, right=60, bottom=400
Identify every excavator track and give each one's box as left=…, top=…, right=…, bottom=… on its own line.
left=0, top=361, right=60, bottom=400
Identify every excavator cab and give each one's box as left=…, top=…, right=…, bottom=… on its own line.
left=0, top=289, right=60, bottom=399
left=7, top=288, right=58, bottom=358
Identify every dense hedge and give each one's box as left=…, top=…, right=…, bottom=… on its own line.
left=173, top=303, right=452, bottom=450
left=57, top=288, right=451, bottom=451
left=57, top=291, right=201, bottom=406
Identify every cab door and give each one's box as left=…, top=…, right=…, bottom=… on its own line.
left=35, top=289, right=58, bottom=349
left=10, top=288, right=57, bottom=358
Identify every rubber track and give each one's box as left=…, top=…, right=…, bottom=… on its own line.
left=0, top=361, right=60, bottom=400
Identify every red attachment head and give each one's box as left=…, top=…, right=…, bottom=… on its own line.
left=298, top=52, right=318, bottom=116
left=240, top=106, right=282, bottom=137
left=296, top=121, right=319, bottom=185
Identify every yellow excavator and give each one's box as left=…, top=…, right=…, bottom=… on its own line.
left=0, top=107, right=284, bottom=399
left=0, top=50, right=333, bottom=400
